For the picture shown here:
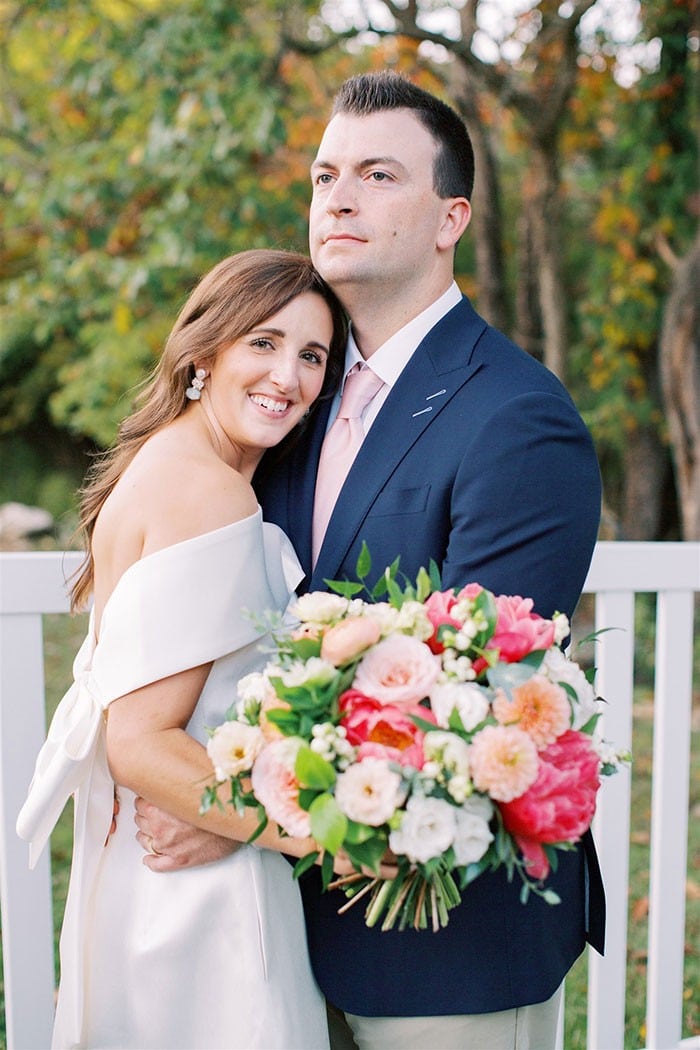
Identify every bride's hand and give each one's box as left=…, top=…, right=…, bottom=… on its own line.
left=329, top=847, right=399, bottom=881
left=134, top=796, right=239, bottom=872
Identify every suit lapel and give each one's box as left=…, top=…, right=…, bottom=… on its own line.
left=311, top=299, right=487, bottom=588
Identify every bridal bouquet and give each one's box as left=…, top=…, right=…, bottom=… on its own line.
left=203, top=546, right=628, bottom=932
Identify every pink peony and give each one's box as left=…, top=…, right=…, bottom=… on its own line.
left=492, top=675, right=571, bottom=749
left=499, top=729, right=601, bottom=879
left=469, top=725, right=540, bottom=803
left=488, top=594, right=556, bottom=663
left=340, top=692, right=433, bottom=768
left=353, top=634, right=440, bottom=706
left=320, top=616, right=382, bottom=667
left=250, top=738, right=310, bottom=838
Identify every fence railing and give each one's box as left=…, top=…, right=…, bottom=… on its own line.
left=0, top=543, right=698, bottom=1050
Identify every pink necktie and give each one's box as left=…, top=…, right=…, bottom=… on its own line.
left=312, top=364, right=384, bottom=564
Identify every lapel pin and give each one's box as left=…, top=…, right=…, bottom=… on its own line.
left=412, top=388, right=447, bottom=417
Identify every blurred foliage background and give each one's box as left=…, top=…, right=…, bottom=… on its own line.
left=1, top=0, right=698, bottom=541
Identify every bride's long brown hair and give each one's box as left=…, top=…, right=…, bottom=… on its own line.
left=70, top=249, right=346, bottom=611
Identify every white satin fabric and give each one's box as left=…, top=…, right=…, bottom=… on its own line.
left=17, top=511, right=329, bottom=1050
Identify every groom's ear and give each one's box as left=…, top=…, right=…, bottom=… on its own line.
left=437, top=198, right=471, bottom=251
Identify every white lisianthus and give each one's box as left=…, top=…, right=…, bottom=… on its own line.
left=430, top=681, right=490, bottom=731
left=207, top=720, right=265, bottom=780
left=423, top=731, right=471, bottom=777
left=542, top=647, right=599, bottom=728
left=291, top=592, right=349, bottom=624
left=237, top=671, right=275, bottom=707
left=452, top=795, right=494, bottom=866
left=335, top=759, right=404, bottom=826
left=395, top=600, right=434, bottom=641
left=276, top=657, right=336, bottom=689
left=389, top=796, right=456, bottom=863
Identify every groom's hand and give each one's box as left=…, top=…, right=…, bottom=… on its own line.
left=134, top=796, right=238, bottom=872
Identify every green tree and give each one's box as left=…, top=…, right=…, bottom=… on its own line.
left=0, top=0, right=308, bottom=493
left=571, top=0, right=698, bottom=538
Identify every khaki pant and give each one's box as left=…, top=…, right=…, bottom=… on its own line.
left=327, top=985, right=563, bottom=1050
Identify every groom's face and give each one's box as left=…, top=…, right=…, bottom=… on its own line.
left=309, top=108, right=451, bottom=298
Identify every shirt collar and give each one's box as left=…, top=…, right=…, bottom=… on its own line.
left=344, top=281, right=463, bottom=386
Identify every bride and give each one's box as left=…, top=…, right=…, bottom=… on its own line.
left=17, top=249, right=346, bottom=1049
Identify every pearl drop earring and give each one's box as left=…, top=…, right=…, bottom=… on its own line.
left=185, top=368, right=208, bottom=401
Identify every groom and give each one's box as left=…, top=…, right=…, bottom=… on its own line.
left=138, top=72, right=604, bottom=1048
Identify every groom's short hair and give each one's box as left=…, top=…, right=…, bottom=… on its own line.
left=332, top=71, right=475, bottom=201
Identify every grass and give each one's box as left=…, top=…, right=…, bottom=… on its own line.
left=1, top=607, right=698, bottom=1049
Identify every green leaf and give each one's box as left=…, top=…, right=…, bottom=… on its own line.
left=320, top=848, right=335, bottom=889
left=325, top=579, right=365, bottom=598
left=344, top=835, right=388, bottom=872
left=344, top=818, right=379, bottom=845
left=356, top=540, right=372, bottom=579
left=289, top=637, right=322, bottom=660
left=578, top=713, right=601, bottom=735
left=518, top=650, right=546, bottom=670
left=428, top=559, right=443, bottom=592
left=309, top=793, right=347, bottom=854
left=415, top=565, right=433, bottom=602
left=295, top=746, right=337, bottom=790
left=293, top=851, right=320, bottom=880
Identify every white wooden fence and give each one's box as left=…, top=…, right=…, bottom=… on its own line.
left=0, top=542, right=698, bottom=1050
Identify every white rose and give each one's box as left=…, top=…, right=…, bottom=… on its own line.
left=452, top=795, right=494, bottom=866
left=291, top=592, right=349, bottom=623
left=429, top=681, right=490, bottom=731
left=542, top=647, right=599, bottom=728
left=389, top=796, right=456, bottom=864
left=335, top=759, right=404, bottom=827
left=207, top=720, right=265, bottom=780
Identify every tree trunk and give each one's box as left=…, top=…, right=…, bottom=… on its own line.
left=659, top=231, right=700, bottom=539
left=513, top=208, right=543, bottom=360
left=526, top=144, right=568, bottom=381
left=451, top=68, right=510, bottom=333
left=620, top=422, right=669, bottom=540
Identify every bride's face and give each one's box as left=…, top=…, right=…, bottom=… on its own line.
left=200, top=291, right=333, bottom=465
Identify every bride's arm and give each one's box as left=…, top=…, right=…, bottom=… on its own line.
left=105, top=665, right=316, bottom=860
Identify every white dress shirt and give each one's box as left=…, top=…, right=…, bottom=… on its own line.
left=326, top=281, right=463, bottom=435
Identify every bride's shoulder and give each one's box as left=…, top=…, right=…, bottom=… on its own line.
left=97, top=429, right=256, bottom=559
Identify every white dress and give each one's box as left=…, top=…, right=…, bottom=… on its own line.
left=17, top=511, right=329, bottom=1050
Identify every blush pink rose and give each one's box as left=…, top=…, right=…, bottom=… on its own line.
left=320, top=616, right=382, bottom=667
left=250, top=738, right=311, bottom=838
left=456, top=583, right=484, bottom=602
left=353, top=634, right=440, bottom=706
left=499, top=729, right=601, bottom=879
left=488, top=594, right=557, bottom=664
left=340, top=693, right=434, bottom=768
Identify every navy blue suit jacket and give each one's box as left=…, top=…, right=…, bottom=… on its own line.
left=255, top=297, right=604, bottom=1017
